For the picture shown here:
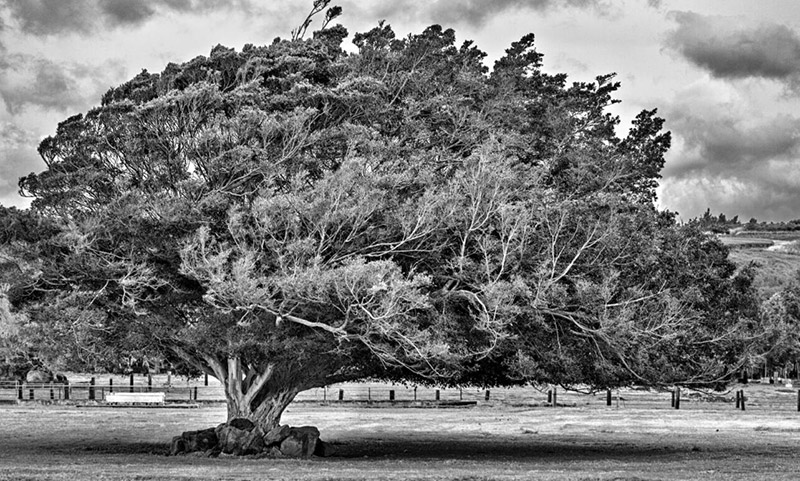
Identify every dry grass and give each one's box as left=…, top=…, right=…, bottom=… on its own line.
left=720, top=237, right=775, bottom=248
left=1, top=383, right=800, bottom=480
left=728, top=249, right=800, bottom=298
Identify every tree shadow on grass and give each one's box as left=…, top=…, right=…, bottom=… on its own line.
left=10, top=434, right=729, bottom=461
left=75, top=442, right=170, bottom=456
left=326, top=437, right=690, bottom=461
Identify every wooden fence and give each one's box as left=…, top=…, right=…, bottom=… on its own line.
left=4, top=378, right=800, bottom=413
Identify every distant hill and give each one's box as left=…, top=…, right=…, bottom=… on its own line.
left=721, top=234, right=800, bottom=299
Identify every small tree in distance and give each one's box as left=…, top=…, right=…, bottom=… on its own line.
left=10, top=7, right=759, bottom=452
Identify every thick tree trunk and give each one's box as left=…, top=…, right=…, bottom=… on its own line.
left=225, top=383, right=298, bottom=430
left=221, top=356, right=299, bottom=431
left=169, top=348, right=353, bottom=456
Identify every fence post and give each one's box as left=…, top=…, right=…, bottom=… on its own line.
left=16, top=381, right=22, bottom=400
left=129, top=373, right=134, bottom=393
left=63, top=381, right=70, bottom=401
left=193, top=386, right=198, bottom=401
left=148, top=375, right=152, bottom=392
left=552, top=387, right=557, bottom=407
left=338, top=389, right=343, bottom=401
left=109, top=378, right=113, bottom=393
left=89, top=377, right=95, bottom=400
left=204, top=373, right=209, bottom=386
left=323, top=386, right=327, bottom=402
left=674, top=387, right=680, bottom=410
left=547, top=390, right=552, bottom=404
left=29, top=387, right=34, bottom=400
left=671, top=390, right=675, bottom=408
left=736, top=390, right=740, bottom=409
left=740, top=390, right=746, bottom=411
left=389, top=389, right=395, bottom=401
left=797, top=390, right=800, bottom=412
left=49, top=382, right=54, bottom=401
left=435, top=389, right=440, bottom=401
left=607, top=389, right=612, bottom=406
left=415, top=387, right=418, bottom=401
left=459, top=388, right=463, bottom=400
left=485, top=390, right=490, bottom=401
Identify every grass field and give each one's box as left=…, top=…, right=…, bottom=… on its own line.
left=716, top=232, right=800, bottom=298
left=719, top=237, right=775, bottom=249
left=728, top=248, right=800, bottom=299
left=2, top=382, right=800, bottom=480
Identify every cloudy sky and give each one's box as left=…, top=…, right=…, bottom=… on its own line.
left=1, top=0, right=800, bottom=221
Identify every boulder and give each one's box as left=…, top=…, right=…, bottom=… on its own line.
left=279, top=426, right=320, bottom=458
left=169, top=436, right=186, bottom=456
left=216, top=423, right=264, bottom=455
left=279, top=435, right=305, bottom=457
left=169, top=422, right=326, bottom=458
left=264, top=424, right=291, bottom=446
left=292, top=426, right=320, bottom=438
left=182, top=427, right=218, bottom=453
left=228, top=417, right=255, bottom=431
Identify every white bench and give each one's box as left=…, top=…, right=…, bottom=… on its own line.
left=105, top=392, right=165, bottom=404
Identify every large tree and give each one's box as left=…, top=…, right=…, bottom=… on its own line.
left=11, top=11, right=759, bottom=446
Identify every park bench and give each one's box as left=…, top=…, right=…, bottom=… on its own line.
left=105, top=392, right=165, bottom=404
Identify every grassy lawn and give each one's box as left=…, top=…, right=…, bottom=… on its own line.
left=1, top=383, right=800, bottom=480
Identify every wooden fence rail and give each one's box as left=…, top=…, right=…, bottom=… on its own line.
left=4, top=380, right=800, bottom=413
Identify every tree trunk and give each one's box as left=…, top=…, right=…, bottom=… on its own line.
left=225, top=383, right=298, bottom=431
left=221, top=356, right=299, bottom=431
left=168, top=349, right=362, bottom=456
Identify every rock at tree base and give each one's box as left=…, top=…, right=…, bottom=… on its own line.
left=170, top=427, right=217, bottom=455
left=228, top=417, right=255, bottom=431
left=280, top=426, right=320, bottom=458
left=186, top=428, right=218, bottom=452
left=215, top=423, right=264, bottom=455
left=169, top=436, right=186, bottom=456
left=279, top=436, right=304, bottom=457
left=170, top=423, right=326, bottom=457
left=264, top=424, right=291, bottom=446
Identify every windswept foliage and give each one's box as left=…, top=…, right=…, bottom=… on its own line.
left=11, top=17, right=758, bottom=431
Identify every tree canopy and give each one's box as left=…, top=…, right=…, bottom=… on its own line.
left=8, top=17, right=760, bottom=431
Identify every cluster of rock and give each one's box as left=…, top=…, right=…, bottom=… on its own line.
left=170, top=418, right=335, bottom=458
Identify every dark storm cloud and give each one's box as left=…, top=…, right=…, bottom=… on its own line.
left=100, top=0, right=156, bottom=27
left=0, top=54, right=124, bottom=114
left=4, top=0, right=256, bottom=36
left=429, top=0, right=605, bottom=26
left=354, top=0, right=607, bottom=28
left=3, top=0, right=96, bottom=36
left=659, top=104, right=800, bottom=221
left=664, top=112, right=800, bottom=179
left=665, top=12, right=800, bottom=88
left=0, top=56, right=81, bottom=114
